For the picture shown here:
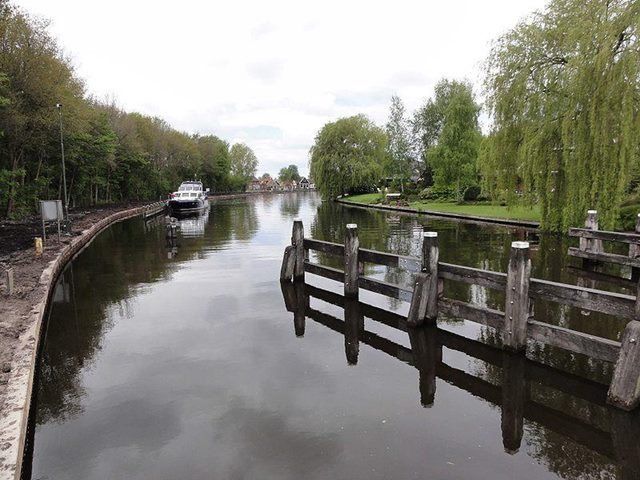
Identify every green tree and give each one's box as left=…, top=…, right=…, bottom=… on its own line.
left=484, top=0, right=640, bottom=231
left=385, top=95, right=413, bottom=191
left=229, top=143, right=258, bottom=183
left=415, top=79, right=481, bottom=198
left=309, top=114, right=386, bottom=199
left=278, top=164, right=300, bottom=183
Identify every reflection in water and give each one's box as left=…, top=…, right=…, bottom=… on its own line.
left=281, top=281, right=640, bottom=479
left=27, top=193, right=640, bottom=480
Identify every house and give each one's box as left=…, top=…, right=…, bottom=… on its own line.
left=299, top=177, right=310, bottom=190
left=248, top=179, right=262, bottom=191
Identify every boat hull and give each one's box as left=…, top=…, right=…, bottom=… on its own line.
left=168, top=199, right=207, bottom=215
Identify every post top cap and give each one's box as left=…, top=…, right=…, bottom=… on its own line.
left=511, top=241, right=530, bottom=249
left=423, top=231, right=438, bottom=237
left=294, top=218, right=302, bottom=222
left=587, top=210, right=597, bottom=214
left=346, top=223, right=357, bottom=229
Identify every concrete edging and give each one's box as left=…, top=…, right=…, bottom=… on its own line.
left=336, top=199, right=541, bottom=230
left=0, top=203, right=162, bottom=480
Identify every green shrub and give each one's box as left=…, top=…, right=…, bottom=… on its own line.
left=419, top=185, right=457, bottom=201
left=463, top=185, right=481, bottom=201
left=617, top=204, right=640, bottom=231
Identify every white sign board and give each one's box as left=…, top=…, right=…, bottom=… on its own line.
left=40, top=200, right=63, bottom=221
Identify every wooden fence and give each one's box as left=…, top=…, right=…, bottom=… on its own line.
left=568, top=210, right=640, bottom=278
left=280, top=220, right=640, bottom=411
left=280, top=281, right=640, bottom=475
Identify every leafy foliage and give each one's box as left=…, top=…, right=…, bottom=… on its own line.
left=385, top=95, right=414, bottom=185
left=278, top=164, right=301, bottom=183
left=229, top=143, right=258, bottom=183
left=309, top=115, right=386, bottom=199
left=414, top=80, right=481, bottom=199
left=483, top=0, right=640, bottom=231
left=0, top=3, right=254, bottom=218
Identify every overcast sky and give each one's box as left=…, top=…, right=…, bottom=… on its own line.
left=18, top=0, right=546, bottom=177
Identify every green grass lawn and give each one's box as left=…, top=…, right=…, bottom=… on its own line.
left=344, top=194, right=541, bottom=222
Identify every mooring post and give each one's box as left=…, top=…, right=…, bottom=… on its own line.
left=580, top=210, right=603, bottom=270
left=34, top=237, right=43, bottom=256
left=608, top=320, right=640, bottom=410
left=407, top=273, right=431, bottom=327
left=344, top=224, right=359, bottom=298
left=280, top=245, right=296, bottom=281
left=292, top=220, right=305, bottom=281
left=5, top=268, right=14, bottom=295
left=501, top=352, right=526, bottom=454
left=503, top=241, right=531, bottom=351
left=422, top=231, right=439, bottom=322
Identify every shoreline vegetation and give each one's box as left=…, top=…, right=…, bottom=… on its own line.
left=343, top=193, right=542, bottom=224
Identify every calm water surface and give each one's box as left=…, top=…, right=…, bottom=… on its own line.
left=28, top=193, right=640, bottom=479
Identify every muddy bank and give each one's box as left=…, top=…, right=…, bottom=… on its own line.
left=0, top=202, right=163, bottom=480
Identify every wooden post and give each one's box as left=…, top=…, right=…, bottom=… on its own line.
left=407, top=273, right=431, bottom=327
left=280, top=245, right=296, bottom=281
left=344, top=298, right=363, bottom=365
left=5, top=268, right=14, bottom=295
left=608, top=320, right=640, bottom=410
left=503, top=241, right=531, bottom=351
left=408, top=325, right=438, bottom=407
left=580, top=210, right=602, bottom=270
left=292, top=220, right=305, bottom=281
left=422, top=231, right=439, bottom=322
left=630, top=214, right=640, bottom=281
left=344, top=224, right=359, bottom=298
left=501, top=352, right=526, bottom=454
left=34, top=237, right=43, bottom=256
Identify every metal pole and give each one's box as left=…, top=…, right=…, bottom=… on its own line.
left=56, top=103, right=69, bottom=221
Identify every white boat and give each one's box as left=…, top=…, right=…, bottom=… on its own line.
left=168, top=181, right=209, bottom=215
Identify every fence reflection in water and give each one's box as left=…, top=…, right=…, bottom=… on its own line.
left=280, top=280, right=640, bottom=479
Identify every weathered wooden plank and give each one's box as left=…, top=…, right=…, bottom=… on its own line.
left=568, top=247, right=640, bottom=268
left=344, top=224, right=359, bottom=298
left=608, top=320, right=640, bottom=410
left=529, top=277, right=635, bottom=319
left=407, top=273, right=431, bottom=327
left=303, top=261, right=345, bottom=283
left=439, top=297, right=505, bottom=330
left=359, top=248, right=422, bottom=272
left=438, top=262, right=507, bottom=290
left=280, top=245, right=296, bottom=281
left=527, top=320, right=621, bottom=363
left=358, top=276, right=413, bottom=302
left=292, top=220, right=305, bottom=280
left=569, top=228, right=640, bottom=245
left=303, top=238, right=344, bottom=256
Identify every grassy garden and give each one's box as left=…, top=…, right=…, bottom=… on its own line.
left=344, top=193, right=541, bottom=223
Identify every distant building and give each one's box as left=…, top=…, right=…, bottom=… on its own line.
left=299, top=177, right=310, bottom=190
left=248, top=179, right=262, bottom=191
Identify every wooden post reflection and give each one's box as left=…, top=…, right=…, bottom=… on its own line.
left=344, top=298, right=363, bottom=365
left=408, top=325, right=440, bottom=407
left=280, top=281, right=307, bottom=337
left=293, top=281, right=307, bottom=337
left=501, top=352, right=527, bottom=454
left=611, top=409, right=640, bottom=480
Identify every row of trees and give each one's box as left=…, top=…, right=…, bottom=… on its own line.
left=0, top=2, right=258, bottom=218
left=311, top=0, right=640, bottom=231
left=310, top=80, right=481, bottom=202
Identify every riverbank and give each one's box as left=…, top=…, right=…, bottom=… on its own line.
left=0, top=202, right=164, bottom=480
left=340, top=194, right=541, bottom=229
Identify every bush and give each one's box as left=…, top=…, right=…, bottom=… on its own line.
left=617, top=204, right=640, bottom=231
left=419, top=185, right=457, bottom=201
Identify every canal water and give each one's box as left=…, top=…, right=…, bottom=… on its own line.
left=27, top=193, right=639, bottom=479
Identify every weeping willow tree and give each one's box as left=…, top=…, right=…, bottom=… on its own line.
left=483, top=0, right=640, bottom=231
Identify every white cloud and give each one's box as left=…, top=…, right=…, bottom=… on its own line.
left=17, top=0, right=547, bottom=176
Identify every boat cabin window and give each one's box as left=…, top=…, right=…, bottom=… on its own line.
left=190, top=193, right=197, bottom=197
